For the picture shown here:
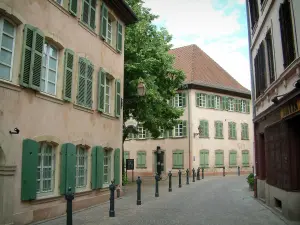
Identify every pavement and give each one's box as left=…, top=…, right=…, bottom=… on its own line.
left=35, top=175, right=299, bottom=225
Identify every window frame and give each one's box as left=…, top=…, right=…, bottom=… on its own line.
left=240, top=100, right=246, bottom=113
left=174, top=122, right=183, bottom=137
left=75, top=146, right=88, bottom=190
left=199, top=93, right=206, bottom=107
left=138, top=125, right=146, bottom=139
left=107, top=17, right=112, bottom=45
left=228, top=98, right=234, bottom=111
left=228, top=122, right=237, bottom=140
left=214, top=121, right=223, bottom=139
left=215, top=96, right=221, bottom=109
left=0, top=18, right=16, bottom=82
left=174, top=93, right=183, bottom=107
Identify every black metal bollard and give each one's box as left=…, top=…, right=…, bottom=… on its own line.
left=155, top=173, right=160, bottom=197
left=186, top=169, right=189, bottom=185
left=168, top=171, right=172, bottom=192
left=192, top=168, right=195, bottom=182
left=109, top=181, right=115, bottom=217
left=197, top=167, right=200, bottom=180
left=238, top=166, right=240, bottom=176
left=136, top=176, right=142, bottom=205
left=223, top=166, right=225, bottom=177
left=178, top=170, right=182, bottom=188
left=65, top=187, right=74, bottom=225
left=202, top=167, right=204, bottom=179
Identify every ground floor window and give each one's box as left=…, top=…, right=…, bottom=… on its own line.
left=75, top=146, right=88, bottom=189
left=104, top=150, right=111, bottom=184
left=137, top=151, right=146, bottom=168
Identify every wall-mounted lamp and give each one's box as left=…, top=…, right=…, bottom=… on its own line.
left=193, top=126, right=202, bottom=138
left=9, top=128, right=20, bottom=135
left=294, top=79, right=300, bottom=89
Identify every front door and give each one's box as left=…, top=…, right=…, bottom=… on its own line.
left=154, top=151, right=165, bottom=173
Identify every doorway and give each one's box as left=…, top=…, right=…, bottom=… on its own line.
left=154, top=151, right=165, bottom=174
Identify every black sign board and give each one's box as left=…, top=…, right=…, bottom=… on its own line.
left=126, top=159, right=134, bottom=170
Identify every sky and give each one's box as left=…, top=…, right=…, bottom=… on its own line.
left=143, top=0, right=251, bottom=90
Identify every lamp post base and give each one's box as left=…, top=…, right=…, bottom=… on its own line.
left=109, top=211, right=115, bottom=217
left=155, top=193, right=159, bottom=197
left=137, top=200, right=141, bottom=205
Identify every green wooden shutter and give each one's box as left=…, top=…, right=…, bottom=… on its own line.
left=245, top=124, right=249, bottom=139
left=242, top=151, right=249, bottom=166
left=30, top=28, right=45, bottom=90
left=173, top=152, right=177, bottom=167
left=100, top=3, right=108, bottom=39
left=114, top=148, right=120, bottom=185
left=235, top=99, right=241, bottom=112
left=196, top=93, right=200, bottom=107
left=170, top=98, right=174, bottom=107
left=98, top=68, right=105, bottom=112
left=246, top=100, right=250, bottom=113
left=233, top=123, right=237, bottom=139
left=241, top=124, right=245, bottom=139
left=78, top=58, right=87, bottom=106
left=69, top=0, right=78, bottom=16
left=97, top=146, right=104, bottom=188
left=20, top=24, right=35, bottom=87
left=63, top=49, right=74, bottom=102
left=21, top=139, right=39, bottom=201
left=204, top=151, right=209, bottom=167
left=215, top=151, right=223, bottom=166
left=182, top=93, right=186, bottom=107
left=91, top=147, right=97, bottom=190
left=116, top=21, right=123, bottom=53
left=229, top=151, right=237, bottom=166
left=90, top=0, right=96, bottom=29
left=182, top=120, right=187, bottom=137
left=178, top=151, right=183, bottom=168
left=211, top=95, right=215, bottom=108
left=205, top=121, right=209, bottom=137
left=86, top=61, right=94, bottom=108
left=200, top=151, right=204, bottom=167
left=142, top=152, right=146, bottom=167
left=207, top=95, right=211, bottom=108
left=222, top=96, right=228, bottom=110
left=115, top=79, right=121, bottom=117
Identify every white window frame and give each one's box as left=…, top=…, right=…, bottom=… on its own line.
left=103, top=150, right=111, bottom=186
left=55, top=0, right=63, bottom=6
left=215, top=96, right=221, bottom=109
left=104, top=76, right=111, bottom=114
left=174, top=93, right=183, bottom=107
left=0, top=18, right=16, bottom=81
left=107, top=18, right=112, bottom=45
left=138, top=125, right=146, bottom=139
left=37, top=142, right=55, bottom=196
left=75, top=146, right=88, bottom=190
left=199, top=94, right=206, bottom=107
left=42, top=43, right=58, bottom=95
left=174, top=122, right=183, bottom=137
left=228, top=98, right=234, bottom=111
left=240, top=100, right=246, bottom=113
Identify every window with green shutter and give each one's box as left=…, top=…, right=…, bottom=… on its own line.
left=173, top=150, right=184, bottom=169
left=137, top=151, right=146, bottom=168
left=199, top=120, right=209, bottom=138
left=229, top=150, right=237, bottom=167
left=91, top=146, right=104, bottom=189
left=200, top=150, right=209, bottom=168
left=228, top=122, right=237, bottom=139
left=215, top=150, right=224, bottom=167
left=116, top=21, right=123, bottom=53
left=98, top=68, right=115, bottom=114
left=214, top=121, right=223, bottom=139
left=69, top=0, right=78, bottom=16
left=20, top=24, right=45, bottom=91
left=100, top=3, right=108, bottom=39
left=246, top=100, right=250, bottom=114
left=77, top=57, right=94, bottom=108
left=242, top=150, right=249, bottom=167
left=241, top=123, right=249, bottom=140
left=63, top=49, right=74, bottom=102
left=81, top=0, right=96, bottom=30
left=174, top=120, right=187, bottom=137
left=174, top=93, right=186, bottom=108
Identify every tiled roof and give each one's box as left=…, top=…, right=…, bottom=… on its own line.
left=169, top=44, right=250, bottom=94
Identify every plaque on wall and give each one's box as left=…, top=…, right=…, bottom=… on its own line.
left=126, top=159, right=134, bottom=170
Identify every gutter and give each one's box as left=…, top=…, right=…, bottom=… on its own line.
left=187, top=88, right=191, bottom=170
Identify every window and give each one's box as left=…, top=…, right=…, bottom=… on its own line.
left=77, top=58, right=94, bottom=108
left=158, top=127, right=164, bottom=138
left=173, top=150, right=184, bottom=169
left=37, top=142, right=55, bottom=194
left=137, top=151, right=146, bottom=168
left=241, top=123, right=249, bottom=140
left=228, top=122, right=237, bottom=139
left=138, top=125, right=146, bottom=139
left=200, top=150, right=209, bottom=168
left=103, top=150, right=111, bottom=184
left=215, top=150, right=224, bottom=167
left=174, top=93, right=186, bottom=107
left=199, top=120, right=209, bottom=138
left=207, top=95, right=215, bottom=108
left=228, top=98, right=234, bottom=111
left=0, top=19, right=15, bottom=81
left=254, top=42, right=267, bottom=98
left=242, top=150, right=249, bottom=167
left=82, top=0, right=96, bottom=29
left=215, top=121, right=223, bottom=139
left=55, top=0, right=63, bottom=5
left=229, top=150, right=237, bottom=166
left=248, top=0, right=259, bottom=29
left=104, top=77, right=111, bottom=113
left=266, top=30, right=275, bottom=83
left=215, top=96, right=221, bottom=109
left=107, top=18, right=112, bottom=45
left=197, top=93, right=206, bottom=107
left=174, top=121, right=187, bottom=137
left=75, top=146, right=87, bottom=189
left=240, top=100, right=247, bottom=113
left=41, top=43, right=58, bottom=95
left=279, top=0, right=296, bottom=68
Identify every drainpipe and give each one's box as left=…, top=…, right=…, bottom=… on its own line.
left=187, top=87, right=191, bottom=171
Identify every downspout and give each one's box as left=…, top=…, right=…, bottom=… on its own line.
left=187, top=87, right=191, bottom=171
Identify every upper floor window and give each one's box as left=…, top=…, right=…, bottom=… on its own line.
left=254, top=42, right=267, bottom=98
left=82, top=0, right=96, bottom=30
left=228, top=122, right=237, bottom=140
left=279, top=0, right=296, bottom=69
left=266, top=30, right=275, bottom=84
left=75, top=146, right=88, bottom=189
left=107, top=18, right=112, bottom=45
left=41, top=43, right=58, bottom=95
left=199, top=120, right=209, bottom=138
left=214, top=121, right=223, bottom=139
left=248, top=0, right=259, bottom=30
left=0, top=18, right=15, bottom=81
left=138, top=125, right=146, bottom=139
left=173, top=120, right=187, bottom=137
left=104, top=76, right=111, bottom=113
left=215, top=96, right=221, bottom=109
left=174, top=93, right=186, bottom=107
left=196, top=93, right=206, bottom=107
left=240, top=100, right=247, bottom=113
left=37, top=142, right=55, bottom=195
left=241, top=123, right=249, bottom=140
left=158, top=127, right=164, bottom=138
left=228, top=98, right=234, bottom=111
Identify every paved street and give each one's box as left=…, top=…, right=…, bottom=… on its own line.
left=36, top=176, right=291, bottom=225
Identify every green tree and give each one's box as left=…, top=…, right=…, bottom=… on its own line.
left=123, top=0, right=185, bottom=142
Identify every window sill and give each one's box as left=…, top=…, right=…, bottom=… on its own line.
left=241, top=138, right=249, bottom=141
left=200, top=166, right=209, bottom=169
left=100, top=112, right=118, bottom=120
left=214, top=137, right=224, bottom=139
left=78, top=21, right=97, bottom=37
left=0, top=79, right=22, bottom=92
left=229, top=165, right=237, bottom=168
left=199, top=136, right=209, bottom=139
left=171, top=136, right=187, bottom=139
left=47, top=0, right=71, bottom=17
left=214, top=166, right=224, bottom=168
left=136, top=166, right=147, bottom=169
left=36, top=92, right=64, bottom=105
left=31, top=193, right=61, bottom=205
left=102, top=39, right=120, bottom=54
left=73, top=104, right=94, bottom=114
left=172, top=167, right=184, bottom=169
left=229, top=138, right=237, bottom=140
left=242, top=165, right=250, bottom=168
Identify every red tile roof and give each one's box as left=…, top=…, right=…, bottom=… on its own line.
left=169, top=44, right=250, bottom=94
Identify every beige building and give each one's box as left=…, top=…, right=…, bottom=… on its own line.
left=0, top=0, right=136, bottom=224
left=247, top=0, right=300, bottom=221
left=124, top=44, right=253, bottom=178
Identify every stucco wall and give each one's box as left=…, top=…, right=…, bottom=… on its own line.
left=0, top=0, right=125, bottom=224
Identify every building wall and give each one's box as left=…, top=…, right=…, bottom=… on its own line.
left=0, top=0, right=126, bottom=224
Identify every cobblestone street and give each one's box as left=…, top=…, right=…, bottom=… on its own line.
left=34, top=175, right=297, bottom=225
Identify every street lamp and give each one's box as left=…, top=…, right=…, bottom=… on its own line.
left=193, top=125, right=202, bottom=138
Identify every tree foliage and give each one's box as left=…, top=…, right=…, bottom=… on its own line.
left=123, top=0, right=185, bottom=141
